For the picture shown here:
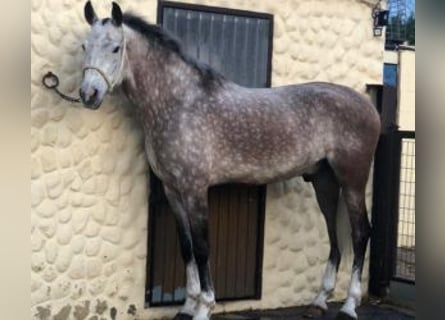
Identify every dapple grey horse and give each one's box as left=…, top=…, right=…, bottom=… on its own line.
left=78, top=2, right=381, bottom=319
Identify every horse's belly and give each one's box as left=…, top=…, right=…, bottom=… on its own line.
left=216, top=155, right=322, bottom=185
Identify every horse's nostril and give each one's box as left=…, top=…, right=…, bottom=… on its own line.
left=79, top=88, right=98, bottom=105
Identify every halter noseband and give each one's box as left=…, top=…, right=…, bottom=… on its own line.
left=82, top=33, right=127, bottom=92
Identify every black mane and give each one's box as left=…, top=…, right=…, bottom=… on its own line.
left=122, top=13, right=224, bottom=88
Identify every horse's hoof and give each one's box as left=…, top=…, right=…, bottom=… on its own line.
left=334, top=311, right=357, bottom=320
left=173, top=313, right=193, bottom=320
left=302, top=305, right=326, bottom=318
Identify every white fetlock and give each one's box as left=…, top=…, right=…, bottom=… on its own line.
left=312, top=261, right=337, bottom=311
left=192, top=294, right=215, bottom=320
left=312, top=291, right=330, bottom=311
left=180, top=292, right=200, bottom=316
left=339, top=296, right=359, bottom=319
left=339, top=269, right=362, bottom=319
left=181, top=261, right=201, bottom=317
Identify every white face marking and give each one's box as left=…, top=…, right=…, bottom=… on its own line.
left=339, top=268, right=362, bottom=319
left=312, top=261, right=337, bottom=310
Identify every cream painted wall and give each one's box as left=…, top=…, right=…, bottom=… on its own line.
left=31, top=0, right=384, bottom=319
left=397, top=48, right=415, bottom=131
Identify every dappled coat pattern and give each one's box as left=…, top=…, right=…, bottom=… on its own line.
left=79, top=2, right=381, bottom=320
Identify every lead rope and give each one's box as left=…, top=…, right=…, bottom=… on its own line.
left=41, top=71, right=81, bottom=103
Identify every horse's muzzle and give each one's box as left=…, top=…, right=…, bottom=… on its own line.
left=79, top=87, right=101, bottom=109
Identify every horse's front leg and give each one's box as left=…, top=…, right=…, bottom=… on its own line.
left=164, top=186, right=201, bottom=319
left=183, top=188, right=215, bottom=320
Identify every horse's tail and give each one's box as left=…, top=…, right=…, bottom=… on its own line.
left=336, top=190, right=354, bottom=267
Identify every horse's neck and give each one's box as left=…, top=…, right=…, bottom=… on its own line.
left=121, top=28, right=204, bottom=129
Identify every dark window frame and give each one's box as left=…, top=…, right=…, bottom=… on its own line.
left=145, top=0, right=274, bottom=307
left=156, top=0, right=274, bottom=88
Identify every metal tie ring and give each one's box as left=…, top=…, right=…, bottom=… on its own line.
left=42, top=71, right=81, bottom=103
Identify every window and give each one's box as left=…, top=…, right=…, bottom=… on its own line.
left=383, top=63, right=398, bottom=87
left=145, top=1, right=273, bottom=306
left=385, top=0, right=415, bottom=50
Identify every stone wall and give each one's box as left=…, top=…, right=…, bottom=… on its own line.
left=31, top=0, right=384, bottom=319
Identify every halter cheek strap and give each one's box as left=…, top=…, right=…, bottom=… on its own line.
left=82, top=33, right=127, bottom=93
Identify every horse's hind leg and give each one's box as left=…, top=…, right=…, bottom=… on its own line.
left=303, top=162, right=341, bottom=318
left=330, top=155, right=372, bottom=320
left=164, top=186, right=200, bottom=319
left=335, top=185, right=371, bottom=320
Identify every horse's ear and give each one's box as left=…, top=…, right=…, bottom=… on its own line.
left=111, top=2, right=123, bottom=27
left=84, top=1, right=98, bottom=25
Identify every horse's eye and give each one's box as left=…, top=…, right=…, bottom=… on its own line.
left=81, top=44, right=86, bottom=51
left=113, top=46, right=120, bottom=53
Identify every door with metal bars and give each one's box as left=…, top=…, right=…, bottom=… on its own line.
left=145, top=2, right=273, bottom=306
left=369, top=85, right=415, bottom=306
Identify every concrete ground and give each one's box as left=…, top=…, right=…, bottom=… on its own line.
left=212, top=302, right=415, bottom=320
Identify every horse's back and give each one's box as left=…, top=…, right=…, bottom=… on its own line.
left=228, top=81, right=380, bottom=140
left=277, top=81, right=378, bottom=120
left=205, top=81, right=380, bottom=185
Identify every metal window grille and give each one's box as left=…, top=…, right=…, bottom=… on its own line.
left=161, top=6, right=272, bottom=87
left=385, top=0, right=415, bottom=49
left=394, top=137, right=415, bottom=282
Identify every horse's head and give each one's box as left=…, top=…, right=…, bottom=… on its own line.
left=79, top=1, right=125, bottom=109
